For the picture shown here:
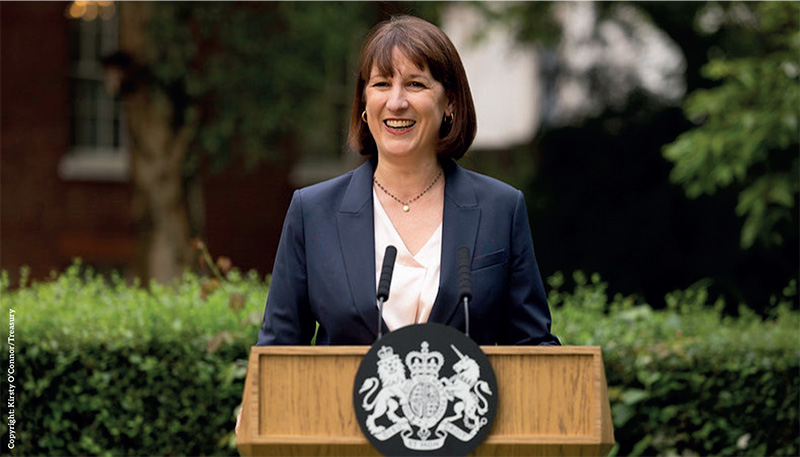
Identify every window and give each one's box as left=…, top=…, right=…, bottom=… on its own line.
left=59, top=3, right=128, bottom=181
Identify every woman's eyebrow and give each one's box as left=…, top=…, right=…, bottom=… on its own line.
left=368, top=72, right=432, bottom=83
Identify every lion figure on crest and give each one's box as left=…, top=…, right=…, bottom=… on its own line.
left=359, top=346, right=409, bottom=435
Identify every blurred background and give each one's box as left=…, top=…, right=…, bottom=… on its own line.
left=2, top=1, right=796, bottom=315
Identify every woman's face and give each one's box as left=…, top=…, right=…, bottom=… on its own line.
left=364, top=49, right=453, bottom=161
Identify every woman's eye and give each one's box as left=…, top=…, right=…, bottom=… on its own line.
left=410, top=81, right=426, bottom=88
left=372, top=81, right=389, bottom=88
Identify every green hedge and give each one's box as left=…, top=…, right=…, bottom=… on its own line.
left=549, top=272, right=799, bottom=456
left=1, top=264, right=797, bottom=456
left=1, top=263, right=265, bottom=456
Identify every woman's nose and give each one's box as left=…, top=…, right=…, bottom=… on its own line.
left=386, top=86, right=409, bottom=111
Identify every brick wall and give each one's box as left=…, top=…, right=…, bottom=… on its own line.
left=1, top=3, right=137, bottom=282
left=0, top=3, right=292, bottom=284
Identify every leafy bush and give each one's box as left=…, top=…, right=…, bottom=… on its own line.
left=549, top=271, right=799, bottom=456
left=1, top=262, right=266, bottom=456
left=0, top=263, right=797, bottom=456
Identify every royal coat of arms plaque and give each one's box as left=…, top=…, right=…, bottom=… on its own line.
left=353, top=323, right=498, bottom=456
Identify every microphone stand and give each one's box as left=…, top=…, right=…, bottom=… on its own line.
left=463, top=296, right=470, bottom=339
left=378, top=297, right=386, bottom=340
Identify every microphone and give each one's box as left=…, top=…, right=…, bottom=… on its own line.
left=376, top=245, right=397, bottom=340
left=456, top=246, right=472, bottom=338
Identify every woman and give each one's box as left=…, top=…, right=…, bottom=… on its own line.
left=257, top=15, right=559, bottom=346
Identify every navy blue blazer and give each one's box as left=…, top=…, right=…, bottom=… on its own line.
left=257, top=157, right=559, bottom=346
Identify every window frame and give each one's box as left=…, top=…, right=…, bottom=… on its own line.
left=59, top=10, right=129, bottom=182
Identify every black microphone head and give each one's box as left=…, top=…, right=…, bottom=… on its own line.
left=377, top=245, right=398, bottom=301
left=383, top=245, right=398, bottom=269
left=457, top=246, right=472, bottom=301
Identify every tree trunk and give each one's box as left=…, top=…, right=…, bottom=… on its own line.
left=119, top=3, right=195, bottom=283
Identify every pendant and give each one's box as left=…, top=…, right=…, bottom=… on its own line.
left=403, top=205, right=410, bottom=212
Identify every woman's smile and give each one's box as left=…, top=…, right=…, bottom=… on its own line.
left=364, top=48, right=453, bottom=160
left=384, top=118, right=416, bottom=134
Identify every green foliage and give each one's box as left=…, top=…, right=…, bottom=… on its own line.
left=142, top=2, right=445, bottom=176
left=4, top=261, right=266, bottom=349
left=144, top=2, right=379, bottom=175
left=663, top=2, right=799, bottom=248
left=549, top=271, right=800, bottom=456
left=1, top=264, right=797, bottom=456
left=1, top=261, right=266, bottom=455
left=467, top=2, right=561, bottom=47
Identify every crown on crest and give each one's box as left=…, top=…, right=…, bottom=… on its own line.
left=377, top=346, right=394, bottom=359
left=405, top=342, right=444, bottom=379
left=377, top=345, right=401, bottom=369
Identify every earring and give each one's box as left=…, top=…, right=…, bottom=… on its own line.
left=362, top=110, right=368, bottom=123
left=444, top=112, right=454, bottom=124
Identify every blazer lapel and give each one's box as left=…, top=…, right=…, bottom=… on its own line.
left=336, top=158, right=380, bottom=338
left=429, top=160, right=480, bottom=326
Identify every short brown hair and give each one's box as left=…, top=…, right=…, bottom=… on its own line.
left=348, top=15, right=477, bottom=160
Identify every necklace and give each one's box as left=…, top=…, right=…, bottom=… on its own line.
left=373, top=170, right=443, bottom=213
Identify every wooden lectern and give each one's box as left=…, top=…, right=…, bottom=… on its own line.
left=237, top=346, right=614, bottom=456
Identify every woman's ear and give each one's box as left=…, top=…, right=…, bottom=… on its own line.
left=446, top=93, right=455, bottom=115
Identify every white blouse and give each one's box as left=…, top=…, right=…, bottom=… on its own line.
left=373, top=189, right=442, bottom=331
